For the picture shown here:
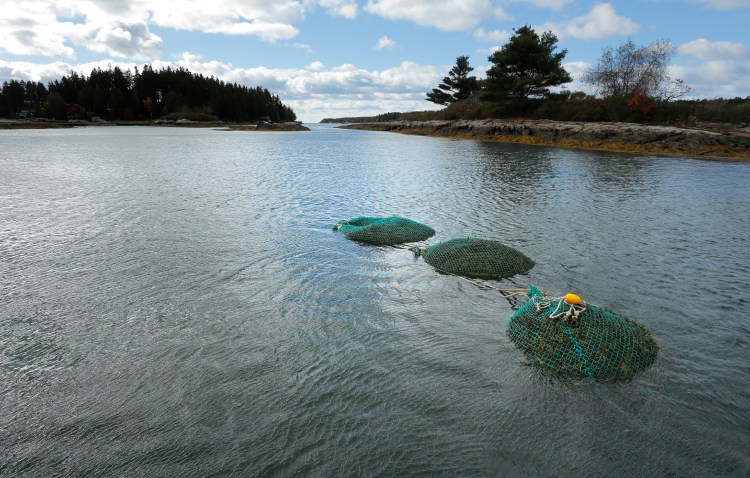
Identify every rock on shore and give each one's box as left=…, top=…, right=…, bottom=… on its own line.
left=223, top=122, right=310, bottom=131
left=341, top=119, right=750, bottom=160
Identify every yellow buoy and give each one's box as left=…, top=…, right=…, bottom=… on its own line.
left=564, top=293, right=582, bottom=305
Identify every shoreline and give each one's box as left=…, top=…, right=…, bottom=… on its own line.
left=0, top=119, right=310, bottom=132
left=340, top=119, right=750, bottom=160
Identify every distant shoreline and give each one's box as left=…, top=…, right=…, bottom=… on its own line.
left=0, top=119, right=310, bottom=132
left=340, top=119, right=750, bottom=160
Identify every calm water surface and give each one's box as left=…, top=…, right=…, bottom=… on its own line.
left=1, top=126, right=749, bottom=476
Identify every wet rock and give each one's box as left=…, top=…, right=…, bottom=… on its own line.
left=341, top=119, right=750, bottom=159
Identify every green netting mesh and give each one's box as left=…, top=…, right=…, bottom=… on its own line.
left=507, top=286, right=659, bottom=382
left=414, top=238, right=535, bottom=280
left=333, top=216, right=435, bottom=246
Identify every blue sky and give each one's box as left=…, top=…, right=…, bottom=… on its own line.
left=1, top=0, right=748, bottom=122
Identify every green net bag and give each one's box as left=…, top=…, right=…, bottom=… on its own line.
left=413, top=238, right=534, bottom=280
left=333, top=216, right=435, bottom=246
left=507, top=286, right=659, bottom=382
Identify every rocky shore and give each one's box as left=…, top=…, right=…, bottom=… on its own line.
left=223, top=122, right=310, bottom=131
left=341, top=119, right=750, bottom=160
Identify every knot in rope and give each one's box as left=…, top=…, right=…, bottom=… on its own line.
left=532, top=293, right=587, bottom=328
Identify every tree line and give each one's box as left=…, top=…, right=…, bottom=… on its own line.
left=426, top=25, right=749, bottom=125
left=0, top=65, right=296, bottom=122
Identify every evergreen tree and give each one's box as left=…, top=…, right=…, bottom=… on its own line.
left=43, top=92, right=67, bottom=120
left=35, top=65, right=298, bottom=122
left=482, top=25, right=571, bottom=112
left=2, top=80, right=26, bottom=117
left=426, top=56, right=480, bottom=105
left=164, top=90, right=184, bottom=114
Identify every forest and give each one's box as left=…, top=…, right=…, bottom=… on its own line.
left=0, top=65, right=296, bottom=123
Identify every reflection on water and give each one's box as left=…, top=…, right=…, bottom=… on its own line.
left=1, top=125, right=749, bottom=476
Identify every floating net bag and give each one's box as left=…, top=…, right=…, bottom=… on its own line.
left=333, top=216, right=435, bottom=246
left=507, top=286, right=659, bottom=382
left=412, top=238, right=535, bottom=280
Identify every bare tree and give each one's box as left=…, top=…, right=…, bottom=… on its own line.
left=583, top=40, right=690, bottom=102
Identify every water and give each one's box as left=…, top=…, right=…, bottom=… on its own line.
left=1, top=125, right=749, bottom=476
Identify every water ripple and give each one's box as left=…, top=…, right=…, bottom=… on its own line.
left=1, top=126, right=749, bottom=476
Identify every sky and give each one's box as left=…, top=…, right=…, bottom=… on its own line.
left=1, top=1, right=749, bottom=122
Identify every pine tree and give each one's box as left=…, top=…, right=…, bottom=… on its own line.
left=426, top=56, right=480, bottom=105
left=481, top=26, right=571, bottom=111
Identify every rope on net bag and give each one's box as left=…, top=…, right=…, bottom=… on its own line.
left=507, top=286, right=658, bottom=382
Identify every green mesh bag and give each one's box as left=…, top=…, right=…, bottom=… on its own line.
left=333, top=216, right=435, bottom=246
left=413, top=238, right=534, bottom=280
left=507, top=286, right=659, bottom=382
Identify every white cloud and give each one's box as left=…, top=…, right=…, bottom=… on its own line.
left=0, top=1, right=364, bottom=60
left=0, top=1, right=163, bottom=59
left=508, top=0, right=574, bottom=9
left=146, top=0, right=305, bottom=29
left=0, top=60, right=79, bottom=83
left=678, top=39, right=748, bottom=60
left=540, top=3, right=640, bottom=40
left=474, top=28, right=510, bottom=43
left=671, top=60, right=750, bottom=98
left=364, top=0, right=496, bottom=30
left=374, top=35, right=396, bottom=50
left=287, top=42, right=313, bottom=52
left=493, top=7, right=514, bottom=21
left=560, top=61, right=594, bottom=94
left=476, top=46, right=501, bottom=57
left=67, top=20, right=163, bottom=59
left=218, top=21, right=299, bottom=41
left=0, top=57, right=166, bottom=85
left=690, top=0, right=750, bottom=9
left=145, top=1, right=303, bottom=41
left=0, top=3, right=77, bottom=58
left=309, top=0, right=358, bottom=19
left=170, top=52, right=440, bottom=98
left=306, top=61, right=326, bottom=71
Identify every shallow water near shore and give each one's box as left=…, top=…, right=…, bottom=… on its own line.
left=2, top=125, right=749, bottom=476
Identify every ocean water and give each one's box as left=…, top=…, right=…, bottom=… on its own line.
left=1, top=125, right=749, bottom=477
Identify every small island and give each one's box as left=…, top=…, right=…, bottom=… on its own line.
left=0, top=65, right=303, bottom=131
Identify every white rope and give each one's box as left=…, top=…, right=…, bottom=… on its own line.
left=496, top=288, right=530, bottom=299
left=532, top=294, right=587, bottom=326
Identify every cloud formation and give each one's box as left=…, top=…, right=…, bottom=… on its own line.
left=689, top=0, right=750, bottom=9
left=474, top=28, right=510, bottom=44
left=671, top=59, right=750, bottom=99
left=364, top=0, right=497, bottom=31
left=0, top=0, right=364, bottom=60
left=678, top=39, right=748, bottom=60
left=511, top=0, right=574, bottom=9
left=0, top=3, right=77, bottom=58
left=374, top=36, right=396, bottom=50
left=540, top=3, right=639, bottom=40
left=70, top=20, right=163, bottom=59
left=312, top=0, right=359, bottom=19
left=0, top=52, right=441, bottom=121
